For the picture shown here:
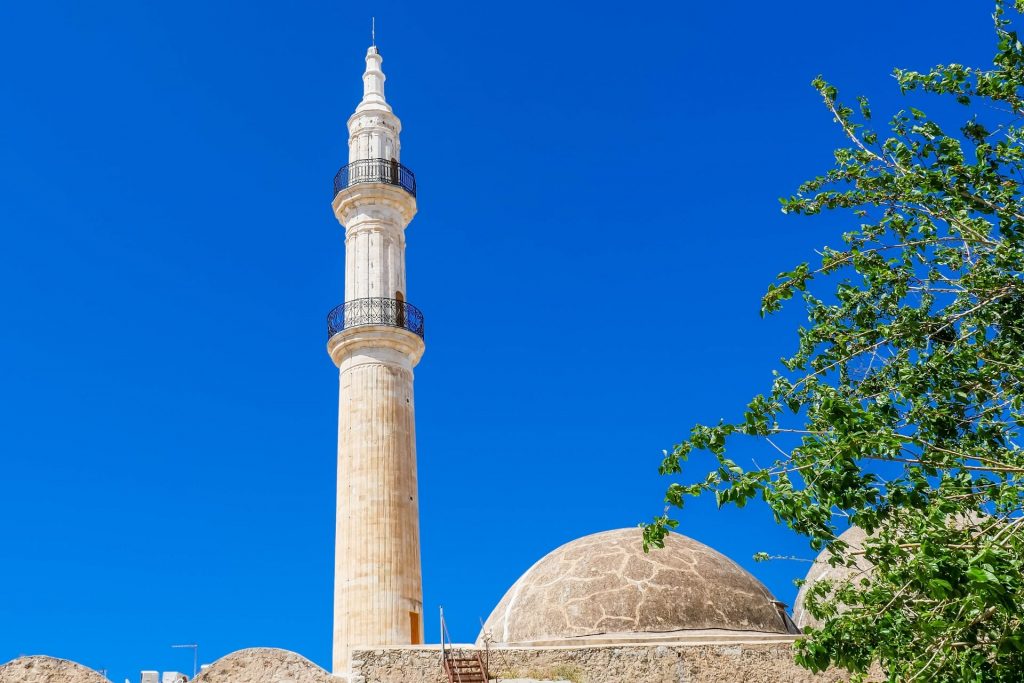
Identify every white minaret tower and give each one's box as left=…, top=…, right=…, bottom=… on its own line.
left=327, top=43, right=424, bottom=676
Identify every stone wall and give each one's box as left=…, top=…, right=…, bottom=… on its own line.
left=350, top=642, right=858, bottom=683
left=0, top=643, right=869, bottom=683
left=0, top=656, right=109, bottom=683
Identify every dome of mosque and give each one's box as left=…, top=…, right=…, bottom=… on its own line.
left=792, top=526, right=871, bottom=630
left=0, top=656, right=110, bottom=683
left=191, top=648, right=329, bottom=683
left=478, top=528, right=797, bottom=645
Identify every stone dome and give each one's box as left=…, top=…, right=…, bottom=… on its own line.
left=0, top=656, right=109, bottom=683
left=792, top=526, right=871, bottom=630
left=191, top=648, right=329, bottom=683
left=478, top=528, right=796, bottom=645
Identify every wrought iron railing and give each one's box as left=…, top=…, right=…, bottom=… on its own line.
left=333, top=158, right=417, bottom=197
left=327, top=297, right=425, bottom=339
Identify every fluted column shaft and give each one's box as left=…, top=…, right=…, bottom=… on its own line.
left=332, top=334, right=423, bottom=674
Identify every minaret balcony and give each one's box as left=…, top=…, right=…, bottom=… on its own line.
left=333, top=158, right=417, bottom=198
left=327, top=297, right=425, bottom=340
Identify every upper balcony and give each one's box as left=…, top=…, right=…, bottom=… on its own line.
left=333, top=158, right=417, bottom=198
left=327, top=297, right=425, bottom=340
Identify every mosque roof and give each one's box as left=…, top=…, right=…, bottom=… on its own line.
left=792, top=526, right=871, bottom=631
left=0, top=656, right=110, bottom=683
left=478, top=528, right=797, bottom=645
left=192, top=648, right=329, bottom=683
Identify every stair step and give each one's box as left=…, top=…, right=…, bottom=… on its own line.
left=445, top=654, right=487, bottom=683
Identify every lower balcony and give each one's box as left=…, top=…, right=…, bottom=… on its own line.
left=333, top=158, right=417, bottom=198
left=326, top=297, right=425, bottom=340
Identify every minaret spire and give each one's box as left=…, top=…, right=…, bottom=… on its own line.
left=328, top=43, right=423, bottom=677
left=356, top=41, right=390, bottom=113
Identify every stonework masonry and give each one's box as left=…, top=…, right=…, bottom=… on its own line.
left=792, top=526, right=871, bottom=631
left=330, top=325, right=424, bottom=673
left=0, top=656, right=110, bottom=683
left=349, top=643, right=860, bottom=683
left=480, top=529, right=795, bottom=645
left=0, top=644, right=877, bottom=682
left=191, top=648, right=330, bottom=683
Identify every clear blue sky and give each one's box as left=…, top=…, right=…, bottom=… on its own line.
left=0, top=1, right=1001, bottom=680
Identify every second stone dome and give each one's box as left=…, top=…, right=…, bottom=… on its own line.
left=478, top=528, right=796, bottom=645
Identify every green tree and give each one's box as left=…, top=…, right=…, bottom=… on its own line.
left=645, top=3, right=1024, bottom=680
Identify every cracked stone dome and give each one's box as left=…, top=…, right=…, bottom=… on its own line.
left=478, top=528, right=796, bottom=645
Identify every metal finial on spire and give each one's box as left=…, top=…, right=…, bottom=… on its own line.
left=358, top=18, right=388, bottom=110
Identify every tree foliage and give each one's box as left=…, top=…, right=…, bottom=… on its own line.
left=646, top=4, right=1024, bottom=680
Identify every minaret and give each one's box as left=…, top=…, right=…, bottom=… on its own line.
left=327, top=44, right=424, bottom=676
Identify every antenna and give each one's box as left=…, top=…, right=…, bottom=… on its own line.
left=170, top=644, right=198, bottom=679
left=371, top=17, right=376, bottom=46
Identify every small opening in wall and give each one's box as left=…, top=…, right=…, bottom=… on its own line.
left=409, top=611, right=421, bottom=645
left=396, top=290, right=406, bottom=327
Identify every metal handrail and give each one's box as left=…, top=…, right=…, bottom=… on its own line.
left=441, top=608, right=488, bottom=683
left=326, top=297, right=425, bottom=340
left=334, top=157, right=417, bottom=197
left=440, top=607, right=449, bottom=666
left=440, top=608, right=460, bottom=683
left=475, top=651, right=488, bottom=682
